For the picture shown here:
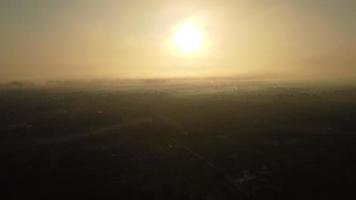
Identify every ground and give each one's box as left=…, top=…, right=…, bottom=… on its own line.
left=1, top=79, right=356, bottom=199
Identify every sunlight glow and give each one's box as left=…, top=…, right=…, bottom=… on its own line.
left=174, top=21, right=204, bottom=54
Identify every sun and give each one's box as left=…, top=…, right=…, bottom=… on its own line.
left=174, top=21, right=204, bottom=54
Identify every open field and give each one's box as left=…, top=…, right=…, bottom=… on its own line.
left=1, top=79, right=356, bottom=199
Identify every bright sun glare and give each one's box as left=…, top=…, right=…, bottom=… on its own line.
left=174, top=21, right=204, bottom=54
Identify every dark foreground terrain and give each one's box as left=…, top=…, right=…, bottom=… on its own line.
left=1, top=79, right=356, bottom=199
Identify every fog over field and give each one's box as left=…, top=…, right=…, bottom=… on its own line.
left=1, top=0, right=356, bottom=199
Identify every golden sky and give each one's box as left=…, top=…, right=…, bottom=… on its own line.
left=1, top=0, right=355, bottom=81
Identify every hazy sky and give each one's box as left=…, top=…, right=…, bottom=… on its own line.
left=1, top=0, right=355, bottom=81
